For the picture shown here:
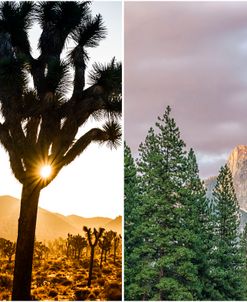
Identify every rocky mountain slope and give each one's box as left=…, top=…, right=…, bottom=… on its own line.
left=228, top=145, right=247, bottom=212
left=205, top=145, right=247, bottom=230
left=0, top=195, right=122, bottom=241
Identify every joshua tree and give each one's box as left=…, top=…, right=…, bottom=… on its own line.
left=113, top=233, right=121, bottom=264
left=66, top=233, right=87, bottom=259
left=66, top=233, right=73, bottom=258
left=99, top=231, right=114, bottom=268
left=34, top=241, right=49, bottom=261
left=0, top=2, right=121, bottom=300
left=0, top=238, right=16, bottom=263
left=73, top=234, right=87, bottom=260
left=83, top=226, right=104, bottom=287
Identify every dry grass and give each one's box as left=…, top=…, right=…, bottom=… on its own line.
left=0, top=250, right=122, bottom=301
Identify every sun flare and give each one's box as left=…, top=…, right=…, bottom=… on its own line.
left=40, top=165, right=52, bottom=179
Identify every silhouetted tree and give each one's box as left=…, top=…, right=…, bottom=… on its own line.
left=99, top=236, right=106, bottom=268
left=0, top=237, right=7, bottom=257
left=48, top=237, right=66, bottom=258
left=83, top=226, right=104, bottom=287
left=113, top=232, right=120, bottom=264
left=0, top=2, right=121, bottom=300
left=66, top=233, right=87, bottom=260
left=34, top=241, right=49, bottom=261
left=99, top=231, right=114, bottom=268
left=66, top=233, right=73, bottom=258
left=0, top=238, right=16, bottom=263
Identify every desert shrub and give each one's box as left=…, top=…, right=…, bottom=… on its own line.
left=115, top=260, right=121, bottom=267
left=34, top=272, right=47, bottom=287
left=105, top=282, right=122, bottom=301
left=48, top=289, right=58, bottom=298
left=61, top=279, right=73, bottom=286
left=5, top=262, right=14, bottom=271
left=41, top=262, right=50, bottom=271
left=97, top=278, right=105, bottom=286
left=32, top=287, right=46, bottom=295
left=74, top=288, right=90, bottom=300
left=73, top=273, right=87, bottom=282
left=1, top=293, right=10, bottom=300
left=55, top=273, right=64, bottom=278
left=80, top=259, right=90, bottom=269
left=50, top=276, right=70, bottom=285
left=76, top=281, right=88, bottom=288
left=88, top=292, right=96, bottom=300
left=50, top=262, right=62, bottom=271
left=0, top=273, right=12, bottom=289
left=93, top=288, right=100, bottom=296
left=102, top=267, right=112, bottom=274
left=91, top=274, right=97, bottom=280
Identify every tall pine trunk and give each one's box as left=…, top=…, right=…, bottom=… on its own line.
left=12, top=183, right=41, bottom=300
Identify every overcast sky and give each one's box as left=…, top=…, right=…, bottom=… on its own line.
left=0, top=1, right=122, bottom=218
left=125, top=1, right=247, bottom=179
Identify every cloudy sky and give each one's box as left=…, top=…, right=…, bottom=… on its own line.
left=125, top=1, right=247, bottom=179
left=0, top=1, right=122, bottom=218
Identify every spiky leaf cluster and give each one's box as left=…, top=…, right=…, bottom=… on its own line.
left=0, top=1, right=122, bottom=187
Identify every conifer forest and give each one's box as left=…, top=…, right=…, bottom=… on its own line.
left=125, top=106, right=247, bottom=301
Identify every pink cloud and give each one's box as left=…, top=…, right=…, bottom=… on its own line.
left=125, top=2, right=247, bottom=178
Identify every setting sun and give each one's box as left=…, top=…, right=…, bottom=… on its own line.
left=40, top=165, right=52, bottom=179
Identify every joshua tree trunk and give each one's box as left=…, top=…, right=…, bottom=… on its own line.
left=88, top=246, right=95, bottom=287
left=12, top=183, right=41, bottom=301
left=100, top=246, right=104, bottom=269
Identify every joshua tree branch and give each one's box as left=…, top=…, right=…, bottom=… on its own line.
left=0, top=124, right=25, bottom=182
left=71, top=48, right=86, bottom=99
left=60, top=85, right=121, bottom=124
left=25, top=117, right=40, bottom=145
left=61, top=128, right=110, bottom=167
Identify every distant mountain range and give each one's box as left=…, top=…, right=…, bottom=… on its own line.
left=0, top=195, right=122, bottom=242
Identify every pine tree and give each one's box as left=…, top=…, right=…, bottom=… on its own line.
left=132, top=106, right=199, bottom=300
left=185, top=148, right=215, bottom=299
left=240, top=223, right=247, bottom=298
left=210, top=164, right=246, bottom=300
left=124, top=142, right=143, bottom=300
